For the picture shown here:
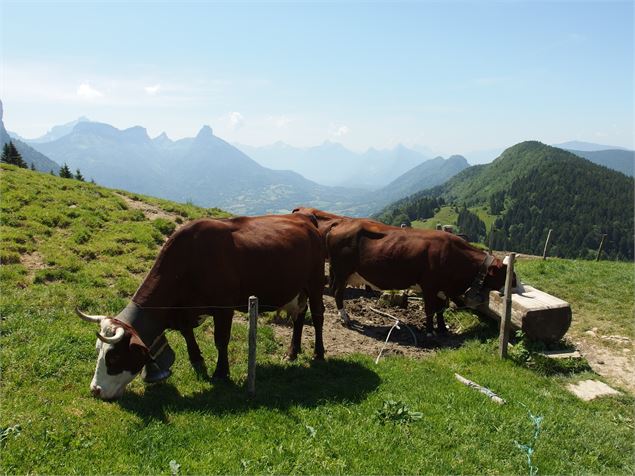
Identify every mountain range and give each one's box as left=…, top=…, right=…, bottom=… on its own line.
left=235, top=141, right=431, bottom=189
left=4, top=107, right=632, bottom=218
left=9, top=113, right=468, bottom=215
left=30, top=121, right=372, bottom=215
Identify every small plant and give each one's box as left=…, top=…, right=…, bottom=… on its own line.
left=169, top=460, right=181, bottom=476
left=375, top=399, right=422, bottom=425
left=0, top=425, right=22, bottom=446
left=514, top=405, right=543, bottom=476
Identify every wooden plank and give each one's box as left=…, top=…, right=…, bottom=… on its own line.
left=477, top=284, right=572, bottom=342
left=538, top=350, right=582, bottom=359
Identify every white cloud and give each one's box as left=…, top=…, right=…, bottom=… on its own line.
left=76, top=83, right=103, bottom=100
left=267, top=114, right=293, bottom=128
left=144, top=84, right=161, bottom=95
left=329, top=123, right=350, bottom=138
left=228, top=111, right=245, bottom=130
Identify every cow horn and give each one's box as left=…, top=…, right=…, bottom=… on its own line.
left=76, top=308, right=106, bottom=324
left=96, top=326, right=125, bottom=344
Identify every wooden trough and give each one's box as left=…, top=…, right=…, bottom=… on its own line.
left=476, top=283, right=571, bottom=342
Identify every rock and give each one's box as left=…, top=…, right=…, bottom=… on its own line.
left=567, top=380, right=621, bottom=401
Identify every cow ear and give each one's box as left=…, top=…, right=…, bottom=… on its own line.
left=129, top=333, right=150, bottom=363
left=292, top=207, right=300, bottom=213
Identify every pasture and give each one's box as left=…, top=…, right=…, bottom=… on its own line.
left=1, top=164, right=633, bottom=474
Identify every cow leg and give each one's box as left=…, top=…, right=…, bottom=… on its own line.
left=287, top=307, right=306, bottom=361
left=308, top=288, right=325, bottom=360
left=422, top=290, right=445, bottom=337
left=332, top=275, right=351, bottom=326
left=212, top=310, right=233, bottom=381
left=435, top=309, right=448, bottom=335
left=180, top=326, right=204, bottom=366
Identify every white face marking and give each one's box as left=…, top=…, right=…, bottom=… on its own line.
left=90, top=320, right=139, bottom=400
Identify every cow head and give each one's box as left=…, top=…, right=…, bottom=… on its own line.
left=76, top=310, right=149, bottom=400
left=483, top=257, right=517, bottom=291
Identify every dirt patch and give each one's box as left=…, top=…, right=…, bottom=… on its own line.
left=269, top=289, right=473, bottom=360
left=574, top=336, right=635, bottom=393
left=20, top=250, right=46, bottom=272
left=115, top=193, right=180, bottom=222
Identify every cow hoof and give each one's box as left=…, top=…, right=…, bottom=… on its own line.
left=314, top=353, right=325, bottom=361
left=191, top=360, right=209, bottom=379
left=211, top=373, right=231, bottom=383
left=285, top=352, right=298, bottom=362
left=191, top=359, right=206, bottom=369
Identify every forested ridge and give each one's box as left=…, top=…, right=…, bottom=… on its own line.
left=376, top=141, right=634, bottom=260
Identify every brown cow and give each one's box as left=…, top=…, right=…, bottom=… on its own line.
left=293, top=207, right=510, bottom=336
left=77, top=214, right=325, bottom=400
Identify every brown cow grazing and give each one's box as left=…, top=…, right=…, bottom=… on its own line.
left=76, top=214, right=325, bottom=400
left=293, top=207, right=511, bottom=336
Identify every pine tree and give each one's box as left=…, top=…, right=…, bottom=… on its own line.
left=59, top=163, right=73, bottom=178
left=1, top=141, right=27, bottom=168
left=30, top=162, right=36, bottom=171
left=74, top=168, right=85, bottom=181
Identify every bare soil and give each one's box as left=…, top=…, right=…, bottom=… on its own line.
left=115, top=193, right=181, bottom=222
left=20, top=250, right=46, bottom=273
left=574, top=336, right=634, bottom=393
left=269, top=288, right=475, bottom=360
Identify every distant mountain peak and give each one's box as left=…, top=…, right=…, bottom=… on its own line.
left=196, top=125, right=214, bottom=139
left=122, top=126, right=150, bottom=142
left=153, top=131, right=171, bottom=144
left=447, top=154, right=469, bottom=165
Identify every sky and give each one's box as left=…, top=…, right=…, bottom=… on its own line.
left=1, top=0, right=633, bottom=155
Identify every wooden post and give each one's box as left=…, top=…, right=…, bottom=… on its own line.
left=247, top=296, right=258, bottom=397
left=596, top=234, right=607, bottom=262
left=499, top=253, right=515, bottom=358
left=488, top=225, right=494, bottom=253
left=542, top=229, right=553, bottom=260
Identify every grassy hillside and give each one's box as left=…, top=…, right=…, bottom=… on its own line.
left=378, top=141, right=634, bottom=260
left=1, top=164, right=633, bottom=474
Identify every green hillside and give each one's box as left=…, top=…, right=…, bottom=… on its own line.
left=377, top=141, right=634, bottom=260
left=0, top=164, right=230, bottom=297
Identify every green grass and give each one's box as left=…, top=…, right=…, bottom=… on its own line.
left=412, top=205, right=497, bottom=238
left=412, top=205, right=458, bottom=230
left=515, top=258, right=635, bottom=340
left=1, top=165, right=634, bottom=474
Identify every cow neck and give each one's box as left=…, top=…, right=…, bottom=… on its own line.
left=115, top=302, right=168, bottom=360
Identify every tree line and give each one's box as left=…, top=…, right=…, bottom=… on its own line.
left=2, top=140, right=87, bottom=182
